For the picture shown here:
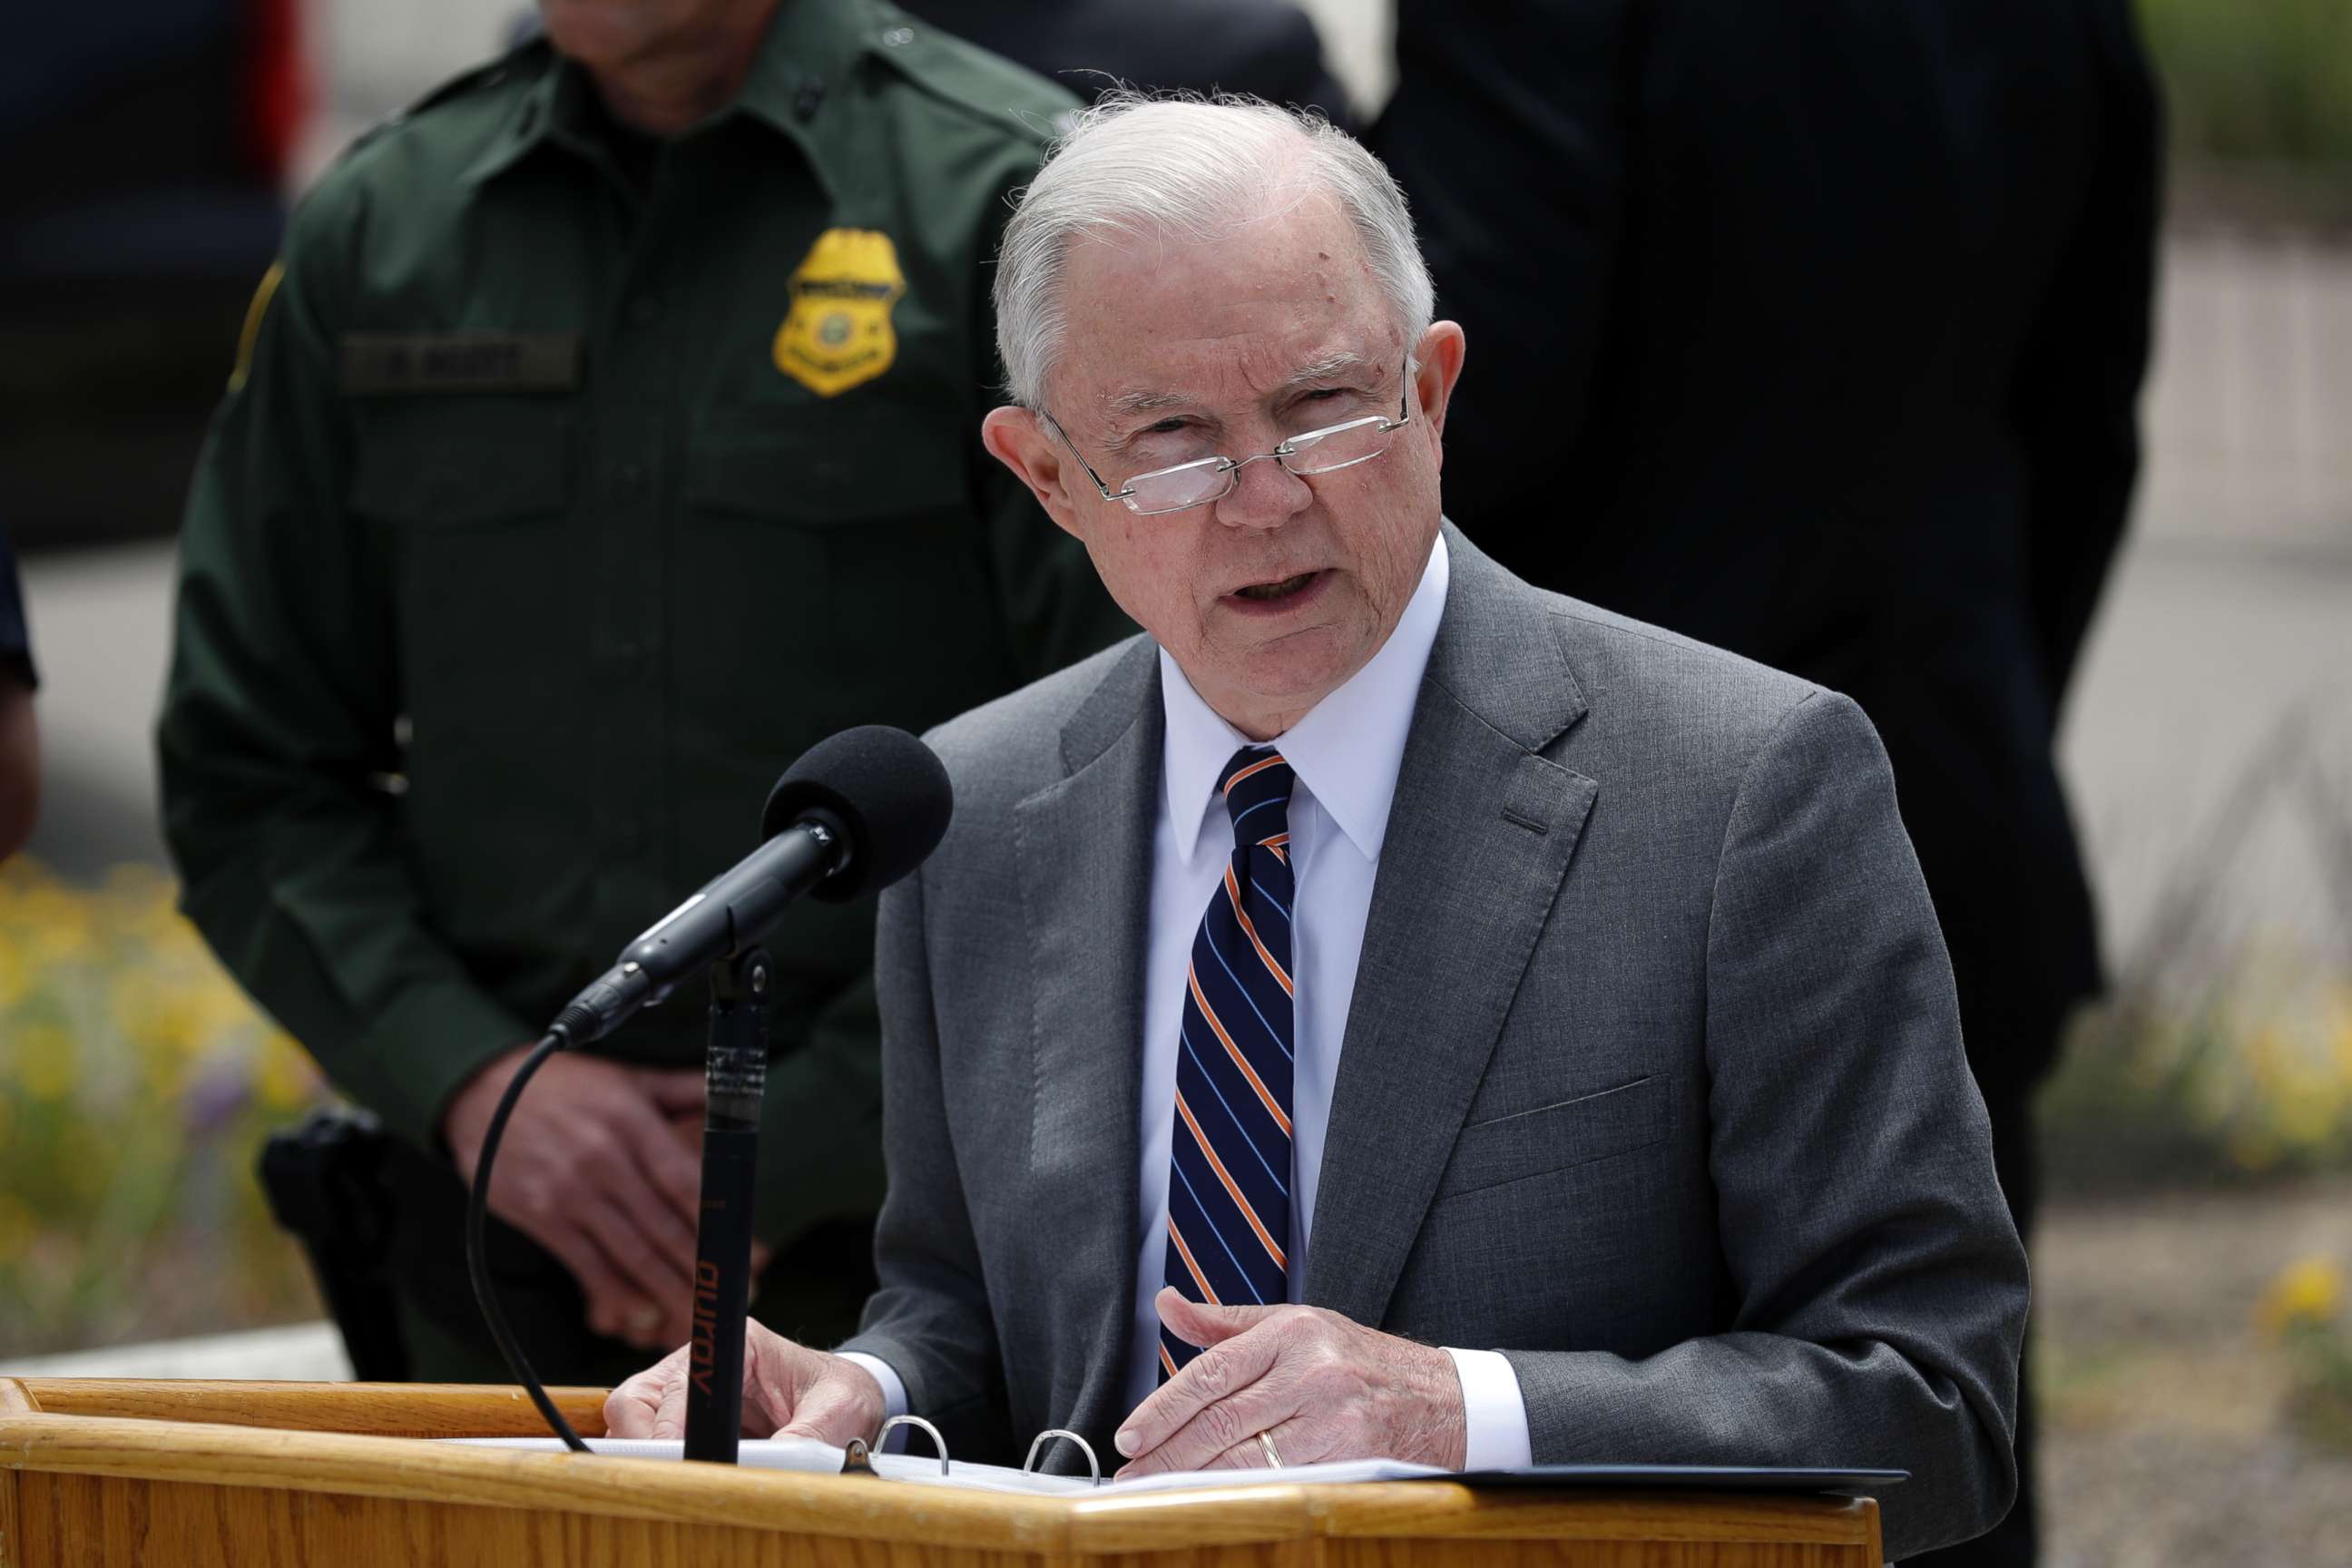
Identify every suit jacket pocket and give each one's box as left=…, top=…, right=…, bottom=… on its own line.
left=1432, top=1074, right=1671, bottom=1201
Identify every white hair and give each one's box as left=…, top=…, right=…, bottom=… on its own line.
left=994, top=92, right=1436, bottom=409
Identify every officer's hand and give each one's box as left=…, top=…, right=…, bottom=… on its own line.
left=443, top=1044, right=707, bottom=1349
left=662, top=1109, right=777, bottom=1281
left=603, top=1323, right=884, bottom=1443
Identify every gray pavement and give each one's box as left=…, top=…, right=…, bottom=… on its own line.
left=2062, top=535, right=2352, bottom=980
left=2063, top=231, right=2352, bottom=980
left=0, top=1321, right=351, bottom=1381
left=18, top=541, right=176, bottom=877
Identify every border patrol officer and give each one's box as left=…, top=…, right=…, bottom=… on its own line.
left=161, top=0, right=1127, bottom=1385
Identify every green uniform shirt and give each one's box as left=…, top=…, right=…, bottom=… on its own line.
left=160, top=0, right=1122, bottom=1291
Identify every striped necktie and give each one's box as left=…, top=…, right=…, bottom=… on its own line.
left=1160, top=746, right=1298, bottom=1381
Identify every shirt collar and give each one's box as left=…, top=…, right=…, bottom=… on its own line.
left=464, top=0, right=870, bottom=196
left=1161, top=531, right=1451, bottom=864
left=458, top=44, right=566, bottom=187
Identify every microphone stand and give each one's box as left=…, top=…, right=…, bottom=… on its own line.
left=682, top=946, right=773, bottom=1464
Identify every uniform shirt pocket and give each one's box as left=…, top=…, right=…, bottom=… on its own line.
left=686, top=402, right=967, bottom=529
left=346, top=401, right=580, bottom=856
left=348, top=401, right=573, bottom=529
left=673, top=404, right=1024, bottom=736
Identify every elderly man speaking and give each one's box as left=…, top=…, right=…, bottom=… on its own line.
left=611, top=96, right=2027, bottom=1558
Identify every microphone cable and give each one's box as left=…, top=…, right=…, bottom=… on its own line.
left=464, top=1028, right=593, bottom=1452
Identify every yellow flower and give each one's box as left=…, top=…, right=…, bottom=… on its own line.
left=254, top=1043, right=323, bottom=1112
left=9, top=874, right=99, bottom=965
left=2331, top=986, right=2352, bottom=1080
left=2242, top=1025, right=2288, bottom=1094
left=2230, top=1127, right=2281, bottom=1173
left=12, top=1021, right=79, bottom=1102
left=2269, top=1046, right=2347, bottom=1150
left=0, top=1192, right=34, bottom=1259
left=2259, top=1256, right=2347, bottom=1337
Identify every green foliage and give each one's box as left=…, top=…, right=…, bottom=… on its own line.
left=2040, top=946, right=2352, bottom=1192
left=2260, top=1258, right=2352, bottom=1452
left=0, top=860, right=328, bottom=1357
left=2283, top=1319, right=2352, bottom=1451
left=2139, top=0, right=2352, bottom=166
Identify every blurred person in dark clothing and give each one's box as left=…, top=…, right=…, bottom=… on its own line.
left=0, top=519, right=36, bottom=860
left=902, top=0, right=1354, bottom=128
left=1374, top=2, right=2161, bottom=1561
left=160, top=0, right=1125, bottom=1387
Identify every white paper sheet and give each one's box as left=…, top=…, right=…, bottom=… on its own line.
left=446, top=1435, right=1446, bottom=1495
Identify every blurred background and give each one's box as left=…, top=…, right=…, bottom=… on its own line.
left=1, top=1, right=2347, bottom=1562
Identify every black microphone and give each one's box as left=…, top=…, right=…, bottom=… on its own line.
left=677, top=725, right=952, bottom=1465
left=467, top=726, right=952, bottom=1460
left=546, top=725, right=955, bottom=1049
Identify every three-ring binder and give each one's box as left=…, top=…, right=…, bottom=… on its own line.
left=840, top=1416, right=1103, bottom=1485
left=1024, top=1430, right=1101, bottom=1485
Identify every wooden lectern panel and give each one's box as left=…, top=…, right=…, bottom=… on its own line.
left=0, top=1379, right=1882, bottom=1568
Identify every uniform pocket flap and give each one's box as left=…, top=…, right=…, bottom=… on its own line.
left=1435, top=1073, right=1671, bottom=1200
left=348, top=404, right=572, bottom=528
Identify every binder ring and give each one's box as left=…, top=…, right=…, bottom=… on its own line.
left=1023, top=1428, right=1102, bottom=1485
left=877, top=1414, right=951, bottom=1475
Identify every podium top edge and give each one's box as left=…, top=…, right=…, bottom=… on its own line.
left=0, top=1382, right=1877, bottom=1554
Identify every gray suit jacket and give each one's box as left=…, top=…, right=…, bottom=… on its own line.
left=841, top=526, right=2026, bottom=1559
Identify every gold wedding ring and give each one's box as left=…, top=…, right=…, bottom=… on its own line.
left=1256, top=1430, right=1284, bottom=1468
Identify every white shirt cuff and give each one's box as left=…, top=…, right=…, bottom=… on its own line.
left=835, top=1351, right=909, bottom=1421
left=1442, top=1348, right=1533, bottom=1472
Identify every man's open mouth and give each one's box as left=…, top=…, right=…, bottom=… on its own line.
left=1232, top=572, right=1319, bottom=602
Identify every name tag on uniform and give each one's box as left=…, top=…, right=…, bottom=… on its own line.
left=340, top=332, right=582, bottom=395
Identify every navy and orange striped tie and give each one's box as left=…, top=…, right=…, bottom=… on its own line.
left=1160, top=746, right=1298, bottom=1382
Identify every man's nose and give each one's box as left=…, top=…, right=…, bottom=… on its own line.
left=1213, top=452, right=1313, bottom=530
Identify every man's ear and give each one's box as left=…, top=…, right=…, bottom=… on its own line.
left=1411, top=321, right=1468, bottom=446
left=982, top=406, right=1086, bottom=540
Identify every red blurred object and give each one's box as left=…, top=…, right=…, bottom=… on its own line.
left=237, top=0, right=308, bottom=184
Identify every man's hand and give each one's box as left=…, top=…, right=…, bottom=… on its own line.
left=603, top=1323, right=886, bottom=1443
left=442, top=1044, right=707, bottom=1348
left=1113, top=1288, right=1467, bottom=1476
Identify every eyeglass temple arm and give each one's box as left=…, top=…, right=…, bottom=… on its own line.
left=1040, top=412, right=1130, bottom=502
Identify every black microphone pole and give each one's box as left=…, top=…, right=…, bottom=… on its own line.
left=683, top=944, right=774, bottom=1465
left=469, top=726, right=952, bottom=1459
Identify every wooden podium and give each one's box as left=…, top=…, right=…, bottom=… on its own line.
left=0, top=1378, right=1883, bottom=1566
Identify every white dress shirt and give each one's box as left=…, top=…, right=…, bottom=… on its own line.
left=849, top=532, right=1531, bottom=1469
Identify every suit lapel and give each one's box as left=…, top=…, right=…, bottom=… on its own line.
left=1012, top=639, right=1161, bottom=1445
left=1305, top=527, right=1600, bottom=1327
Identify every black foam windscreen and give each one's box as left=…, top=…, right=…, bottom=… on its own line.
left=760, top=726, right=954, bottom=903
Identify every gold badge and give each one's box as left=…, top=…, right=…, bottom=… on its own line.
left=772, top=229, right=906, bottom=397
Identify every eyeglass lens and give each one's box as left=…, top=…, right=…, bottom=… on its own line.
left=1122, top=416, right=1397, bottom=515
